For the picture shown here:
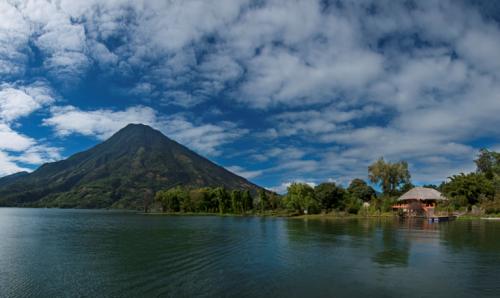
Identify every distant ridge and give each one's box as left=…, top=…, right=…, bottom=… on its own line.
left=0, top=171, right=29, bottom=188
left=0, top=124, right=262, bottom=209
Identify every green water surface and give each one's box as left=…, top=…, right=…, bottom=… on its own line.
left=0, top=208, right=499, bottom=297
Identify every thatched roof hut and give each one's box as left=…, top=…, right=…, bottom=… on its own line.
left=398, top=187, right=448, bottom=202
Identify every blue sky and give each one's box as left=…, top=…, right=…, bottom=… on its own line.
left=1, top=0, right=500, bottom=192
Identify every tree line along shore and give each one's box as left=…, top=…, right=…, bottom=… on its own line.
left=151, top=149, right=500, bottom=218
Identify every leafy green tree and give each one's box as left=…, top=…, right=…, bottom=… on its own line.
left=422, top=184, right=438, bottom=190
left=268, top=192, right=281, bottom=210
left=286, top=183, right=319, bottom=214
left=368, top=157, right=411, bottom=196
left=347, top=179, right=376, bottom=202
left=155, top=186, right=186, bottom=212
left=181, top=192, right=194, bottom=212
left=230, top=190, right=243, bottom=214
left=212, top=187, right=230, bottom=214
left=242, top=190, right=253, bottom=212
left=258, top=189, right=268, bottom=212
left=314, top=182, right=346, bottom=211
left=441, top=173, right=495, bottom=206
left=342, top=195, right=363, bottom=214
left=475, top=148, right=500, bottom=179
left=188, top=188, right=207, bottom=212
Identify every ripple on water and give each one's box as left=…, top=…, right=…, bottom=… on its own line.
left=1, top=210, right=500, bottom=298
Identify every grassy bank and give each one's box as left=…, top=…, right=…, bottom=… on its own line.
left=141, top=210, right=398, bottom=219
left=456, top=214, right=500, bottom=220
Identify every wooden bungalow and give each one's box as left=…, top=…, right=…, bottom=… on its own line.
left=392, top=187, right=448, bottom=217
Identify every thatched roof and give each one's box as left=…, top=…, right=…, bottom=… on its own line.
left=397, top=187, right=448, bottom=201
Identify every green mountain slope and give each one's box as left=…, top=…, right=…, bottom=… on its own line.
left=0, top=124, right=261, bottom=209
left=0, top=171, right=29, bottom=188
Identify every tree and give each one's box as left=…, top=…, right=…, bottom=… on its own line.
left=155, top=186, right=186, bottom=212
left=212, top=187, right=230, bottom=214
left=347, top=179, right=376, bottom=202
left=268, top=192, right=281, bottom=210
left=188, top=188, right=209, bottom=212
left=230, top=190, right=243, bottom=214
left=314, top=182, right=346, bottom=211
left=258, top=189, right=268, bottom=212
left=286, top=183, right=319, bottom=214
left=143, top=188, right=153, bottom=213
left=342, top=195, right=363, bottom=214
left=368, top=157, right=411, bottom=196
left=422, top=184, right=438, bottom=190
left=475, top=148, right=500, bottom=179
left=441, top=173, right=495, bottom=206
left=242, top=190, right=253, bottom=212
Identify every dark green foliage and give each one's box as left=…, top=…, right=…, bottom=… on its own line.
left=230, top=190, right=243, bottom=213
left=155, top=187, right=187, bottom=212
left=268, top=192, right=281, bottom=210
left=342, top=195, right=363, bottom=214
left=422, top=184, right=438, bottom=190
left=213, top=187, right=231, bottom=214
left=441, top=173, right=495, bottom=206
left=153, top=186, right=266, bottom=214
left=258, top=189, right=268, bottom=211
left=242, top=190, right=253, bottom=212
left=314, top=182, right=346, bottom=210
left=0, top=124, right=262, bottom=209
left=347, top=179, right=376, bottom=202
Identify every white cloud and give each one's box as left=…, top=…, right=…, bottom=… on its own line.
left=0, top=123, right=34, bottom=151
left=0, top=81, right=55, bottom=122
left=268, top=180, right=317, bottom=194
left=13, top=145, right=62, bottom=165
left=225, top=166, right=262, bottom=180
left=0, top=0, right=31, bottom=77
left=0, top=124, right=62, bottom=176
left=43, top=105, right=158, bottom=139
left=0, top=151, right=30, bottom=176
left=43, top=105, right=247, bottom=156
left=162, top=117, right=247, bottom=156
left=1, top=0, right=500, bottom=184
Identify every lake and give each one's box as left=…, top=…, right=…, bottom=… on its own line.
left=0, top=208, right=499, bottom=297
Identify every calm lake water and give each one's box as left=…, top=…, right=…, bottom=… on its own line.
left=0, top=208, right=499, bottom=298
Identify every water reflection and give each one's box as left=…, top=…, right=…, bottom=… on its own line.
left=1, top=209, right=500, bottom=298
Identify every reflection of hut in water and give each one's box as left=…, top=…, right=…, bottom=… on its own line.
left=392, top=187, right=448, bottom=217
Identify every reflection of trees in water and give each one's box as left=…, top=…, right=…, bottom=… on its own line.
left=284, top=218, right=380, bottom=247
left=284, top=218, right=412, bottom=267
left=371, top=219, right=410, bottom=267
left=440, top=220, right=500, bottom=254
left=439, top=220, right=500, bottom=293
left=283, top=218, right=499, bottom=269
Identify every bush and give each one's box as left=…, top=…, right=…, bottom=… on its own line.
left=481, top=199, right=500, bottom=214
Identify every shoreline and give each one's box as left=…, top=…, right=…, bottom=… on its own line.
left=2, top=206, right=500, bottom=220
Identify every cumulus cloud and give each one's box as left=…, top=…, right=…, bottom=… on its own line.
left=43, top=105, right=247, bottom=156
left=43, top=105, right=158, bottom=139
left=1, top=0, right=500, bottom=185
left=0, top=79, right=61, bottom=176
left=225, top=166, right=263, bottom=179
left=0, top=123, right=34, bottom=151
left=0, top=124, right=62, bottom=176
left=0, top=0, right=31, bottom=78
left=0, top=151, right=30, bottom=176
left=0, top=81, right=55, bottom=122
left=269, top=180, right=317, bottom=194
